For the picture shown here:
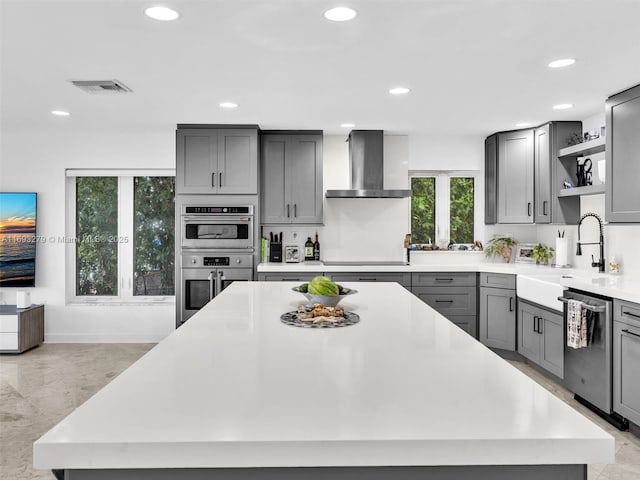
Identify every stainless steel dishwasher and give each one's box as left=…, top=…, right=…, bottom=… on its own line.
left=559, top=289, right=627, bottom=429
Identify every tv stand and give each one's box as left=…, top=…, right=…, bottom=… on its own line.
left=0, top=304, right=44, bottom=354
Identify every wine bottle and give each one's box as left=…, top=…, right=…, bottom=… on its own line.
left=304, top=237, right=314, bottom=261
left=313, top=233, right=320, bottom=261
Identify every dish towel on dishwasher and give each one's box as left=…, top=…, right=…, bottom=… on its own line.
left=567, top=299, right=588, bottom=349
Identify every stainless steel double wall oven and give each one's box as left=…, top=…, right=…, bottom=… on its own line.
left=177, top=205, right=254, bottom=326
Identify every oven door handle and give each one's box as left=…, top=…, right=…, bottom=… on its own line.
left=208, top=271, right=216, bottom=300
left=215, top=270, right=224, bottom=296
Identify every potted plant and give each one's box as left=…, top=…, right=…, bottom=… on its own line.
left=531, top=243, right=555, bottom=265
left=485, top=236, right=518, bottom=263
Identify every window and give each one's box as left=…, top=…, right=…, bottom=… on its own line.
left=67, top=170, right=175, bottom=303
left=411, top=172, right=479, bottom=246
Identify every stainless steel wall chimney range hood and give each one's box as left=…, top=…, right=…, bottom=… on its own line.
left=325, top=130, right=411, bottom=198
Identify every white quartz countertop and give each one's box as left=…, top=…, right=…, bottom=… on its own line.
left=257, top=261, right=640, bottom=304
left=34, top=282, right=614, bottom=470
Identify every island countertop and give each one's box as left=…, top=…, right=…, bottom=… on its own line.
left=34, top=282, right=614, bottom=471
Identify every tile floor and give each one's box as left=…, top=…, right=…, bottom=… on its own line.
left=1, top=344, right=639, bottom=479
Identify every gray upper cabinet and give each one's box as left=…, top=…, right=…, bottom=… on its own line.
left=261, top=132, right=323, bottom=224
left=497, top=129, right=534, bottom=223
left=535, top=122, right=581, bottom=225
left=484, top=134, right=498, bottom=225
left=606, top=83, right=640, bottom=222
left=479, top=273, right=516, bottom=351
left=176, top=127, right=258, bottom=195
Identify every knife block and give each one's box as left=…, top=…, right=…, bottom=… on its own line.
left=269, top=242, right=282, bottom=263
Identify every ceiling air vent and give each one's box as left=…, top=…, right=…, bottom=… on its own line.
left=70, top=79, right=132, bottom=94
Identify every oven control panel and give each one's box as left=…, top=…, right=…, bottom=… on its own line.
left=183, top=253, right=253, bottom=268
left=184, top=205, right=253, bottom=215
left=203, top=257, right=230, bottom=266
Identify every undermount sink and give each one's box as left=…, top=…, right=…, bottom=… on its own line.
left=516, top=274, right=566, bottom=312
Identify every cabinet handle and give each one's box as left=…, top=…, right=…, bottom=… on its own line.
left=219, top=172, right=223, bottom=187
left=622, top=311, right=640, bottom=319
left=435, top=278, right=454, bottom=282
left=294, top=204, right=297, bottom=217
left=358, top=278, right=376, bottom=281
left=538, top=317, right=543, bottom=334
left=286, top=204, right=290, bottom=217
left=527, top=202, right=532, bottom=216
left=435, top=299, right=454, bottom=304
left=543, top=200, right=548, bottom=216
left=533, top=316, right=539, bottom=333
left=211, top=172, right=216, bottom=187
left=622, top=329, right=640, bottom=339
left=509, top=297, right=514, bottom=312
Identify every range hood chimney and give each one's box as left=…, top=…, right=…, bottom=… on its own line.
left=325, top=130, right=411, bottom=198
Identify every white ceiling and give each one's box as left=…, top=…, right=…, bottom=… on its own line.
left=1, top=0, right=639, bottom=137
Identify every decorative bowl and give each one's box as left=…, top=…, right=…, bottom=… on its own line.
left=292, top=286, right=358, bottom=307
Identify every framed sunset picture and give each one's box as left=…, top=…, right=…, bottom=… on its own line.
left=0, top=192, right=37, bottom=287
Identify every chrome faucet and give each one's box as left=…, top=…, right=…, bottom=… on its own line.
left=576, top=212, right=605, bottom=273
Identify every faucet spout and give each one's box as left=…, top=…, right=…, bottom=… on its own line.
left=576, top=212, right=605, bottom=272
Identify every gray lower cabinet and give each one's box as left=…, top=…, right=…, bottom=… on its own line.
left=261, top=132, right=323, bottom=224
left=517, top=299, right=564, bottom=379
left=176, top=126, right=258, bottom=194
left=479, top=286, right=516, bottom=351
left=257, top=272, right=322, bottom=282
left=327, top=272, right=412, bottom=288
left=479, top=273, right=516, bottom=350
left=606, top=83, right=640, bottom=222
left=613, top=299, right=640, bottom=425
left=497, top=129, right=534, bottom=223
left=411, top=272, right=477, bottom=338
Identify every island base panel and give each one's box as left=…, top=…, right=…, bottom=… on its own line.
left=63, top=464, right=586, bottom=480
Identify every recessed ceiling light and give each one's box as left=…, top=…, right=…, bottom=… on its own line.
left=340, top=123, right=356, bottom=128
left=51, top=110, right=70, bottom=116
left=219, top=102, right=238, bottom=109
left=389, top=87, right=410, bottom=95
left=144, top=6, right=180, bottom=21
left=515, top=122, right=531, bottom=127
left=553, top=103, right=574, bottom=110
left=548, top=58, right=576, bottom=68
left=323, top=7, right=357, bottom=22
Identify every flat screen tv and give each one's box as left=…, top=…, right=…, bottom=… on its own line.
left=0, top=192, right=37, bottom=287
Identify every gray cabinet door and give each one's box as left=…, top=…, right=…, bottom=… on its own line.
left=289, top=135, right=323, bottom=224
left=479, top=286, right=516, bottom=351
left=446, top=315, right=478, bottom=339
left=518, top=302, right=540, bottom=363
left=497, top=129, right=534, bottom=223
left=261, top=135, right=289, bottom=223
left=539, top=310, right=564, bottom=379
left=534, top=124, right=551, bottom=224
left=485, top=134, right=498, bottom=225
left=257, top=273, right=322, bottom=282
left=613, top=316, right=640, bottom=425
left=176, top=129, right=218, bottom=194
left=217, top=129, right=258, bottom=194
left=261, top=132, right=323, bottom=225
left=329, top=272, right=412, bottom=288
left=606, top=83, right=640, bottom=222
left=412, top=286, right=477, bottom=317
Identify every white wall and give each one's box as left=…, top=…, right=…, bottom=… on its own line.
left=0, top=130, right=177, bottom=342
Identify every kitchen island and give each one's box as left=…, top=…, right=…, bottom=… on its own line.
left=34, top=282, right=614, bottom=479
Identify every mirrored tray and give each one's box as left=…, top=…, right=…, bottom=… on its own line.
left=280, top=311, right=360, bottom=329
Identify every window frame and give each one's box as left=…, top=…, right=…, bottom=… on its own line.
left=409, top=170, right=482, bottom=246
left=65, top=169, right=176, bottom=305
